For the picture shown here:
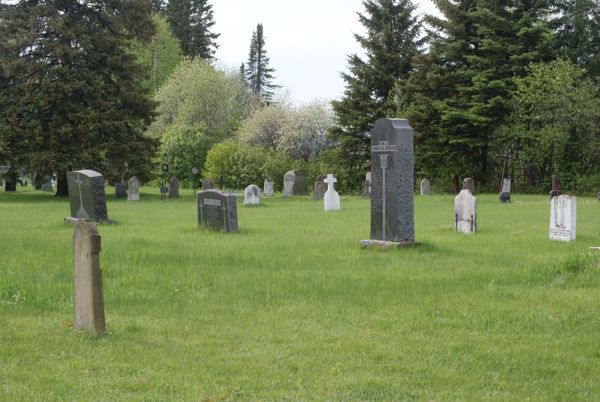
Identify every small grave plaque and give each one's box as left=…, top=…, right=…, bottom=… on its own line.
left=197, top=190, right=238, bottom=232
left=550, top=195, right=576, bottom=241
left=66, top=170, right=109, bottom=222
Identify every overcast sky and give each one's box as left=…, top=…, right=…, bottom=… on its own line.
left=212, top=0, right=440, bottom=103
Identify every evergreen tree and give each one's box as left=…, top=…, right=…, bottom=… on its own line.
left=330, top=0, right=423, bottom=188
left=245, top=23, right=279, bottom=103
left=166, top=0, right=219, bottom=59
left=0, top=0, right=159, bottom=195
left=550, top=0, right=600, bottom=78
left=395, top=0, right=554, bottom=183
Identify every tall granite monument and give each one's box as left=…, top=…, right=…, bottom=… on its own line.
left=66, top=170, right=109, bottom=222
left=361, top=118, right=415, bottom=248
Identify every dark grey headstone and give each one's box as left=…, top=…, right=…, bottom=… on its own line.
left=313, top=174, right=327, bottom=200
left=197, top=190, right=238, bottom=232
left=368, top=118, right=414, bottom=244
left=67, top=170, right=108, bottom=222
left=168, top=176, right=180, bottom=198
left=203, top=178, right=214, bottom=190
left=115, top=182, right=127, bottom=199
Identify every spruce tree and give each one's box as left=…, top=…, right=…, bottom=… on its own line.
left=245, top=23, right=279, bottom=103
left=330, top=0, right=423, bottom=188
left=167, top=0, right=219, bottom=59
left=0, top=0, right=158, bottom=195
left=396, top=0, right=554, bottom=183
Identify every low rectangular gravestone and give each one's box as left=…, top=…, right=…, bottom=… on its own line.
left=361, top=118, right=415, bottom=248
left=66, top=170, right=108, bottom=222
left=550, top=195, right=576, bottom=241
left=197, top=190, right=238, bottom=232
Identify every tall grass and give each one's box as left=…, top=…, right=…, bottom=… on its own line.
left=1, top=188, right=599, bottom=400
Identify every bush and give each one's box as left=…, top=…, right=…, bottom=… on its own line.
left=203, top=141, right=292, bottom=191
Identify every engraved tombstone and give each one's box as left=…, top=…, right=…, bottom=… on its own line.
left=313, top=174, right=327, bottom=200
left=168, top=176, right=180, bottom=198
left=66, top=170, right=109, bottom=222
left=115, top=182, right=127, bottom=199
left=420, top=179, right=431, bottom=196
left=463, top=177, right=475, bottom=194
left=323, top=174, right=341, bottom=211
left=362, top=172, right=372, bottom=198
left=197, top=190, right=238, bottom=232
left=499, top=177, right=511, bottom=203
left=128, top=176, right=140, bottom=201
left=244, top=184, right=260, bottom=206
left=550, top=195, right=576, bottom=242
left=454, top=190, right=477, bottom=234
left=361, top=118, right=415, bottom=247
left=263, top=177, right=273, bottom=197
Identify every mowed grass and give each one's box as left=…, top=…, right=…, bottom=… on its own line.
left=1, top=188, right=600, bottom=401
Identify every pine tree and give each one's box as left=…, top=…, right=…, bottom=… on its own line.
left=330, top=0, right=423, bottom=188
left=396, top=0, right=554, bottom=183
left=245, top=23, right=279, bottom=103
left=0, top=0, right=159, bottom=195
left=166, top=0, right=219, bottom=59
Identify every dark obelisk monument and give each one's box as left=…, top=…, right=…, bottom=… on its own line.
left=361, top=118, right=415, bottom=248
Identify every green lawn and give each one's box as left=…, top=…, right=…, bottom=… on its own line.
left=1, top=188, right=599, bottom=400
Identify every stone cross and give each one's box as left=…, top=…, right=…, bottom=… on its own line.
left=550, top=195, right=576, bottom=241
left=73, top=220, right=105, bottom=336
left=323, top=174, right=340, bottom=211
left=362, top=118, right=415, bottom=247
left=454, top=189, right=477, bottom=234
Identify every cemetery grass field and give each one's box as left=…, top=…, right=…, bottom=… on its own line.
left=2, top=189, right=600, bottom=401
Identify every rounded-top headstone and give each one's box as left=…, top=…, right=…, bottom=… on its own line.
left=244, top=184, right=261, bottom=206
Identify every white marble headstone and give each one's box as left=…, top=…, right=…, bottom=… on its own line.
left=263, top=178, right=273, bottom=196
left=550, top=195, right=576, bottom=241
left=454, top=189, right=477, bottom=234
left=323, top=174, right=340, bottom=211
left=420, top=179, right=431, bottom=195
left=128, top=176, right=140, bottom=201
left=244, top=184, right=261, bottom=206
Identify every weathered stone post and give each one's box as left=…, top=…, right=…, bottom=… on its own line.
left=73, top=220, right=105, bottom=336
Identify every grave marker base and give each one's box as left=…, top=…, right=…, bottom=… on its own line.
left=360, top=240, right=418, bottom=249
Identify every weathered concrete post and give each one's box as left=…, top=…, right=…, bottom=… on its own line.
left=73, top=220, right=105, bottom=336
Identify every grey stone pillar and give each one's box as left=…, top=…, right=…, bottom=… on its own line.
left=73, top=220, right=105, bottom=336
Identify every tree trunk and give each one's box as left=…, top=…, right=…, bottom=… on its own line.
left=4, top=169, right=17, bottom=192
left=55, top=171, right=69, bottom=197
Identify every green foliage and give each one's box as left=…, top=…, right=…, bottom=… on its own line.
left=505, top=59, right=600, bottom=187
left=160, top=123, right=212, bottom=187
left=203, top=140, right=290, bottom=190
left=167, top=0, right=219, bottom=59
left=130, top=14, right=184, bottom=93
left=244, top=23, right=279, bottom=103
left=331, top=0, right=423, bottom=190
left=0, top=0, right=158, bottom=194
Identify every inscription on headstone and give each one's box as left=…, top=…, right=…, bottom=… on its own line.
left=361, top=118, right=415, bottom=247
left=67, top=170, right=108, bottom=222
left=128, top=176, right=140, bottom=201
left=454, top=189, right=477, bottom=234
left=420, top=179, right=431, bottom=196
left=244, top=184, right=260, bottom=206
left=197, top=190, right=238, bottom=232
left=550, top=195, right=576, bottom=242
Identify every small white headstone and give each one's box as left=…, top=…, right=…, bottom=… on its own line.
left=323, top=174, right=340, bottom=211
left=420, top=179, right=431, bottom=195
left=263, top=178, right=273, bottom=196
left=454, top=189, right=477, bottom=234
left=550, top=195, right=576, bottom=241
left=128, top=176, right=140, bottom=201
left=244, top=184, right=261, bottom=206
